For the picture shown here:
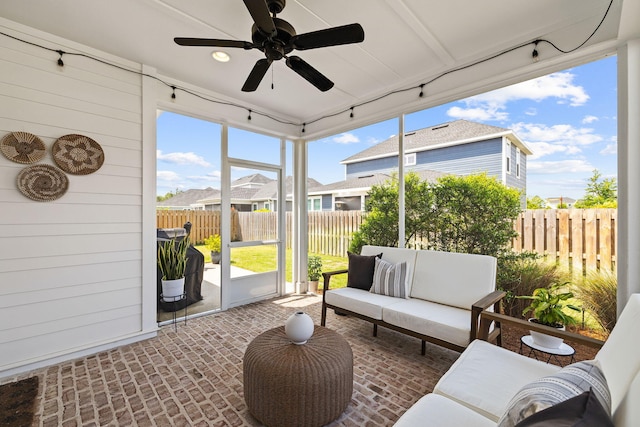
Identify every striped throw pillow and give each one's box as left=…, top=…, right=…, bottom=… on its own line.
left=498, top=360, right=611, bottom=427
left=370, top=258, right=407, bottom=298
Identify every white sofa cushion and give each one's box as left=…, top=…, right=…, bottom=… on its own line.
left=382, top=299, right=473, bottom=348
left=411, top=250, right=496, bottom=309
left=361, top=245, right=417, bottom=290
left=594, top=293, right=640, bottom=413
left=324, top=287, right=402, bottom=320
left=394, top=393, right=495, bottom=427
left=434, top=340, right=560, bottom=422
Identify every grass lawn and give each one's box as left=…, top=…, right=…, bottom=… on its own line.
left=195, top=245, right=348, bottom=289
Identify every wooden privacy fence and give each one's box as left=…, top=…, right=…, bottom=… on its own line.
left=513, top=209, right=616, bottom=275
left=157, top=208, right=617, bottom=274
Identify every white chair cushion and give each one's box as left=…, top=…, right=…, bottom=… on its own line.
left=382, top=299, right=472, bottom=348
left=393, top=393, right=496, bottom=427
left=361, top=245, right=417, bottom=291
left=324, top=287, right=402, bottom=320
left=411, top=250, right=496, bottom=309
left=434, top=340, right=560, bottom=422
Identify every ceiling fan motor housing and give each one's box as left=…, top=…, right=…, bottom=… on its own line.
left=251, top=18, right=296, bottom=60
left=267, top=0, right=286, bottom=15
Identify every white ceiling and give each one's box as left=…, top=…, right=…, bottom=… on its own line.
left=0, top=0, right=638, bottom=139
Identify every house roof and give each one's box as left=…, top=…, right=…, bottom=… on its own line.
left=309, top=170, right=447, bottom=194
left=157, top=187, right=220, bottom=208
left=341, top=119, right=532, bottom=164
left=231, top=173, right=274, bottom=188
left=197, top=176, right=323, bottom=204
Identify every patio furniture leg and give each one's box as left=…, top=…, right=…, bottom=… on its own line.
left=321, top=303, right=327, bottom=326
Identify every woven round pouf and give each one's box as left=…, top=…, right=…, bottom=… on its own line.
left=243, top=325, right=353, bottom=427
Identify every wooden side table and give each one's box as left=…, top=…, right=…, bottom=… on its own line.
left=520, top=335, right=575, bottom=366
left=243, top=325, right=353, bottom=427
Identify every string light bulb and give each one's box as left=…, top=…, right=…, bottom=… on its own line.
left=350, top=107, right=354, bottom=118
left=419, top=84, right=425, bottom=98
left=248, top=109, right=252, bottom=121
left=302, top=123, right=306, bottom=133
left=171, top=86, right=176, bottom=99
left=532, top=41, right=540, bottom=63
left=56, top=50, right=65, bottom=67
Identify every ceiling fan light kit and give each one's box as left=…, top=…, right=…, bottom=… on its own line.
left=175, top=0, right=364, bottom=92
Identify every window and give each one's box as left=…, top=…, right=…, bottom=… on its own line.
left=516, top=148, right=521, bottom=178
left=252, top=203, right=258, bottom=211
left=404, top=153, right=416, bottom=166
left=264, top=202, right=270, bottom=211
left=308, top=197, right=321, bottom=211
left=505, top=141, right=511, bottom=174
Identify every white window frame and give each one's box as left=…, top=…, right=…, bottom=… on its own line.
left=251, top=203, right=258, bottom=211
left=404, top=152, right=416, bottom=166
left=506, top=141, right=511, bottom=174
left=516, top=147, right=521, bottom=178
left=308, top=196, right=322, bottom=211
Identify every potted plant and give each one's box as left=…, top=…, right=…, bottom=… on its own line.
left=157, top=236, right=190, bottom=301
left=307, top=255, right=323, bottom=294
left=518, top=283, right=581, bottom=348
left=204, top=234, right=222, bottom=264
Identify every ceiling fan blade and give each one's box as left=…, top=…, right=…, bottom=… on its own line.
left=285, top=56, right=334, bottom=92
left=243, top=0, right=276, bottom=36
left=174, top=38, right=253, bottom=49
left=291, top=23, right=365, bottom=50
left=242, top=58, right=273, bottom=92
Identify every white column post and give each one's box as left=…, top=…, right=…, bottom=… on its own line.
left=617, top=38, right=640, bottom=314
left=292, top=139, right=308, bottom=294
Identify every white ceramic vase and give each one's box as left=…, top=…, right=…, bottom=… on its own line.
left=285, top=311, right=314, bottom=345
left=161, top=277, right=185, bottom=302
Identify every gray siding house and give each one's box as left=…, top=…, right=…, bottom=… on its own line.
left=311, top=119, right=532, bottom=210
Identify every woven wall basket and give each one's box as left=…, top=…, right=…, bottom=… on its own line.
left=17, top=164, right=69, bottom=202
left=0, top=131, right=46, bottom=164
left=52, top=134, right=104, bottom=175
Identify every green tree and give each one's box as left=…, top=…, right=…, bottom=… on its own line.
left=574, top=170, right=617, bottom=208
left=350, top=172, right=521, bottom=257
left=526, top=195, right=546, bottom=209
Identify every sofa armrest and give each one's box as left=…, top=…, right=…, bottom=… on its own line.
left=321, top=269, right=348, bottom=292
left=477, top=311, right=605, bottom=349
left=470, top=290, right=506, bottom=344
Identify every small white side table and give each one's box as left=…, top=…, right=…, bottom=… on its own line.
left=520, top=335, right=575, bottom=366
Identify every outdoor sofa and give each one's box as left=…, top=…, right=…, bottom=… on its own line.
left=394, top=293, right=640, bottom=426
left=320, top=245, right=504, bottom=353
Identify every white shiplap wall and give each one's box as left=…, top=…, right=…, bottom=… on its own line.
left=0, top=20, right=155, bottom=376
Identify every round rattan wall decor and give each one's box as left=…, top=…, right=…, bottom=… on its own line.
left=17, top=164, right=69, bottom=202
left=1, top=131, right=46, bottom=164
left=52, top=134, right=104, bottom=175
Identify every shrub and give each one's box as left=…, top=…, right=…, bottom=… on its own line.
left=497, top=251, right=567, bottom=318
left=204, top=234, right=221, bottom=252
left=307, top=255, right=323, bottom=281
left=573, top=269, right=617, bottom=334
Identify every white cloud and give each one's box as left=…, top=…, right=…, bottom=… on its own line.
left=366, top=136, right=381, bottom=145
left=525, top=108, right=537, bottom=116
left=582, top=115, right=599, bottom=124
left=333, top=133, right=360, bottom=144
left=527, top=159, right=593, bottom=174
left=446, top=106, right=508, bottom=121
left=447, top=72, right=588, bottom=122
left=157, top=170, right=181, bottom=181
left=157, top=150, right=211, bottom=167
left=511, top=122, right=603, bottom=159
left=600, top=143, right=617, bottom=155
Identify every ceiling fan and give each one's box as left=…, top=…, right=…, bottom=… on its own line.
left=174, top=0, right=365, bottom=92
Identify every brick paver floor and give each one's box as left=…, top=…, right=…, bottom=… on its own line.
left=14, top=294, right=456, bottom=426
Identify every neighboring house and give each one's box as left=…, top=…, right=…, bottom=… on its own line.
left=545, top=196, right=576, bottom=209
left=156, top=187, right=219, bottom=210
left=195, top=174, right=323, bottom=212
left=312, top=119, right=533, bottom=210
left=308, top=170, right=446, bottom=211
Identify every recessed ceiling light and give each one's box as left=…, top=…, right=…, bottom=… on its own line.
left=211, top=51, right=230, bottom=62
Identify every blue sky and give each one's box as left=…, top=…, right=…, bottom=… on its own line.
left=157, top=55, right=617, bottom=200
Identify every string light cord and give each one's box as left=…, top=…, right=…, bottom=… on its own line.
left=0, top=0, right=613, bottom=132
